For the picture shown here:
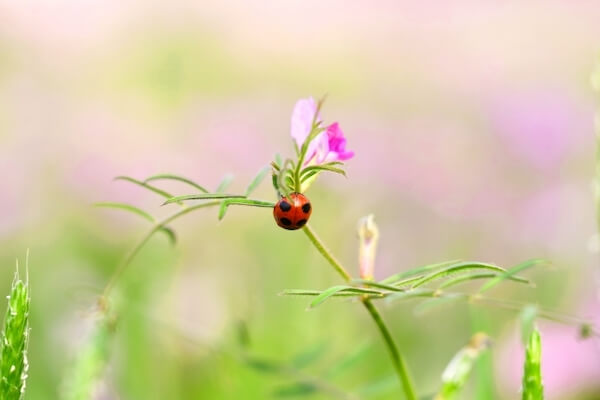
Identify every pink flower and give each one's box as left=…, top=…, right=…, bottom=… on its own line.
left=290, top=97, right=354, bottom=165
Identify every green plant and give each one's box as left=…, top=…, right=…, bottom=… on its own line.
left=522, top=328, right=543, bottom=400
left=0, top=259, right=30, bottom=400
left=83, top=96, right=597, bottom=399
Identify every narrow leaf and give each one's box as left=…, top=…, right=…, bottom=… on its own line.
left=479, top=259, right=549, bottom=293
left=438, top=272, right=531, bottom=290
left=351, top=279, right=405, bottom=292
left=114, top=176, right=175, bottom=200
left=310, top=286, right=383, bottom=308
left=218, top=198, right=275, bottom=221
left=522, top=329, right=544, bottom=400
left=410, top=262, right=507, bottom=289
left=279, top=289, right=364, bottom=298
left=215, top=174, right=234, bottom=193
left=300, top=165, right=346, bottom=178
left=94, top=202, right=155, bottom=223
left=160, top=226, right=177, bottom=246
left=380, top=260, right=462, bottom=284
left=163, top=193, right=246, bottom=205
left=245, top=166, right=270, bottom=196
left=144, top=174, right=208, bottom=193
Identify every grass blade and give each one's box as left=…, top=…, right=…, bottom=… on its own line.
left=380, top=260, right=462, bottom=284
left=245, top=166, right=271, bottom=196
left=215, top=174, right=234, bottom=193
left=435, top=333, right=492, bottom=400
left=163, top=193, right=246, bottom=205
left=479, top=259, right=548, bottom=293
left=218, top=198, right=275, bottom=221
left=144, top=174, right=208, bottom=193
left=522, top=328, right=544, bottom=400
left=438, top=272, right=531, bottom=290
left=410, top=262, right=507, bottom=289
left=94, top=202, right=155, bottom=223
left=0, top=261, right=30, bottom=400
left=114, top=176, right=175, bottom=200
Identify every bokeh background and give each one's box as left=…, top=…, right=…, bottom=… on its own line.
left=1, top=1, right=600, bottom=399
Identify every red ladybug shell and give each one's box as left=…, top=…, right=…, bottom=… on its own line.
left=273, top=193, right=312, bottom=230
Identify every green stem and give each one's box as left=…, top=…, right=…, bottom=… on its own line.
left=102, top=200, right=221, bottom=299
left=362, top=299, right=417, bottom=400
left=301, top=224, right=418, bottom=400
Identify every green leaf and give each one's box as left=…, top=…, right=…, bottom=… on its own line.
left=309, top=286, right=383, bottom=309
left=437, top=272, right=531, bottom=290
left=436, top=333, right=492, bottom=400
left=159, top=226, right=177, bottom=246
left=479, top=259, right=548, bottom=293
left=522, top=329, right=544, bottom=400
left=144, top=174, right=208, bottom=193
left=520, top=305, right=538, bottom=346
left=380, top=260, right=462, bottom=284
left=300, top=164, right=346, bottom=179
left=410, top=262, right=507, bottom=289
left=279, top=289, right=364, bottom=298
left=245, top=166, right=271, bottom=196
left=0, top=261, right=30, bottom=400
left=351, top=279, right=406, bottom=292
left=114, top=176, right=175, bottom=200
left=218, top=198, right=275, bottom=220
left=94, top=202, right=155, bottom=223
left=215, top=174, right=234, bottom=193
left=163, top=193, right=246, bottom=205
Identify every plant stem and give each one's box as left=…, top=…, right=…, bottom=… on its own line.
left=301, top=224, right=418, bottom=400
left=102, top=200, right=221, bottom=299
left=362, top=299, right=417, bottom=400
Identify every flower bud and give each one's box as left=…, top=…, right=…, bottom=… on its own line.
left=358, top=214, right=379, bottom=280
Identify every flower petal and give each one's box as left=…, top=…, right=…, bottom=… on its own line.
left=290, top=97, right=319, bottom=149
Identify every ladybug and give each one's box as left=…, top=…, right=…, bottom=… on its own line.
left=273, top=192, right=312, bottom=230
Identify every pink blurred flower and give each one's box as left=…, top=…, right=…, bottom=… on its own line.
left=290, top=97, right=354, bottom=165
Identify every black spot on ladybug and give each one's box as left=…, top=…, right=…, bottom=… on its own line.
left=279, top=201, right=292, bottom=212
left=302, top=203, right=311, bottom=213
left=280, top=217, right=292, bottom=226
left=296, top=219, right=307, bottom=227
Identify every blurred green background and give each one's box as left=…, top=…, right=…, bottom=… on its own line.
left=1, top=1, right=599, bottom=399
